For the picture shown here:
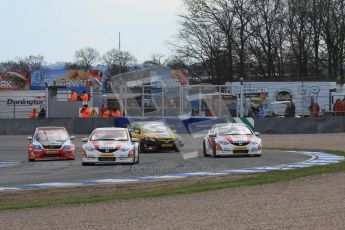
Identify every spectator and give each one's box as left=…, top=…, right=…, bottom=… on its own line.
left=258, top=105, right=265, bottom=118
left=80, top=90, right=89, bottom=102
left=30, top=108, right=38, bottom=118
left=90, top=108, right=98, bottom=117
left=69, top=89, right=78, bottom=101
left=259, top=90, right=266, bottom=103
left=101, top=105, right=110, bottom=118
left=111, top=107, right=121, bottom=117
left=333, top=99, right=342, bottom=116
left=341, top=97, right=345, bottom=116
left=250, top=104, right=260, bottom=117
left=289, top=99, right=296, bottom=117
left=311, top=100, right=320, bottom=117
left=38, top=106, right=46, bottom=118
left=205, top=108, right=214, bottom=116
left=284, top=102, right=293, bottom=117
left=80, top=104, right=91, bottom=118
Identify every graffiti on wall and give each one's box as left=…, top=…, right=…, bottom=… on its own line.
left=274, top=88, right=293, bottom=101
left=298, top=86, right=320, bottom=108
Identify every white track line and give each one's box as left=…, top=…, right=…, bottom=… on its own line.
left=0, top=151, right=343, bottom=191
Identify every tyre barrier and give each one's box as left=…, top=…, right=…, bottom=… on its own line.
left=0, top=151, right=343, bottom=191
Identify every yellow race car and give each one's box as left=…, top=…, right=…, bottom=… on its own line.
left=128, top=122, right=184, bottom=153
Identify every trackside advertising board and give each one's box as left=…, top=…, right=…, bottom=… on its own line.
left=0, top=71, right=30, bottom=90
left=30, top=69, right=103, bottom=94
left=0, top=90, right=45, bottom=118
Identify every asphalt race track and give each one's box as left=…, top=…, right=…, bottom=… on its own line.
left=0, top=135, right=311, bottom=187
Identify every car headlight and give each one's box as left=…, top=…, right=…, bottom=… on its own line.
left=120, top=146, right=132, bottom=152
left=217, top=140, right=230, bottom=145
left=63, top=145, right=72, bottom=151
left=84, top=143, right=95, bottom=152
left=33, top=144, right=43, bottom=150
left=128, top=150, right=135, bottom=158
left=145, top=137, right=156, bottom=142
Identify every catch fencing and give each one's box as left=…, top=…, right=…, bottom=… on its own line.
left=0, top=83, right=338, bottom=119
left=109, top=84, right=333, bottom=118
left=112, top=85, right=242, bottom=118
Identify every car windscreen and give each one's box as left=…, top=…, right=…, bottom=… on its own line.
left=142, top=124, right=170, bottom=134
left=34, top=129, right=69, bottom=142
left=218, top=125, right=253, bottom=135
left=90, top=130, right=128, bottom=141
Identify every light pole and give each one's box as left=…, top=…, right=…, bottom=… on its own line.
left=118, top=32, right=121, bottom=51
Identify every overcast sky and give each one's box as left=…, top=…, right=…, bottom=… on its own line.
left=0, top=0, right=183, bottom=64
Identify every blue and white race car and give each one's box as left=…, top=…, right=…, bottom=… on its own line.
left=203, top=123, right=262, bottom=157
left=81, top=127, right=139, bottom=166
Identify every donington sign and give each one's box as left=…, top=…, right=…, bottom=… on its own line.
left=0, top=90, right=45, bottom=118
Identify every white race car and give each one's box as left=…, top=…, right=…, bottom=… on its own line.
left=203, top=123, right=262, bottom=157
left=81, top=127, right=139, bottom=166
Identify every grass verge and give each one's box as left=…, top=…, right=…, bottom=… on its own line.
left=1, top=148, right=344, bottom=212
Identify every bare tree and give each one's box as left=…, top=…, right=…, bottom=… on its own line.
left=166, top=55, right=188, bottom=69
left=1, top=55, right=46, bottom=73
left=309, top=0, right=323, bottom=76
left=231, top=0, right=257, bottom=79
left=287, top=0, right=313, bottom=78
left=0, top=60, right=24, bottom=72
left=74, top=47, right=100, bottom=70
left=192, top=0, right=236, bottom=82
left=320, top=0, right=345, bottom=82
left=64, top=62, right=81, bottom=70
left=143, top=53, right=165, bottom=68
left=250, top=0, right=288, bottom=79
left=21, top=55, right=46, bottom=72
left=173, top=0, right=345, bottom=83
left=102, top=48, right=137, bottom=76
left=171, top=0, right=234, bottom=84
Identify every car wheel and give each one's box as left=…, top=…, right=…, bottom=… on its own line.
left=129, top=154, right=139, bottom=165
left=140, top=142, right=146, bottom=153
left=203, top=140, right=208, bottom=157
left=174, top=145, right=182, bottom=152
left=212, top=144, right=217, bottom=158
left=29, top=158, right=35, bottom=162
left=82, top=162, right=93, bottom=166
left=253, top=154, right=261, bottom=157
left=135, top=151, right=140, bottom=164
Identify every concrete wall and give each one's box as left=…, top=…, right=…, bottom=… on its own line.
left=1, top=117, right=345, bottom=135
left=254, top=117, right=345, bottom=134
left=0, top=118, right=115, bottom=135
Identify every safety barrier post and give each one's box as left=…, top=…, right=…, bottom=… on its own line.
left=162, top=87, right=164, bottom=116
left=199, top=86, right=202, bottom=116
left=13, top=103, right=16, bottom=119
left=218, top=87, right=221, bottom=116
left=240, top=78, right=244, bottom=118
left=142, top=86, right=144, bottom=117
